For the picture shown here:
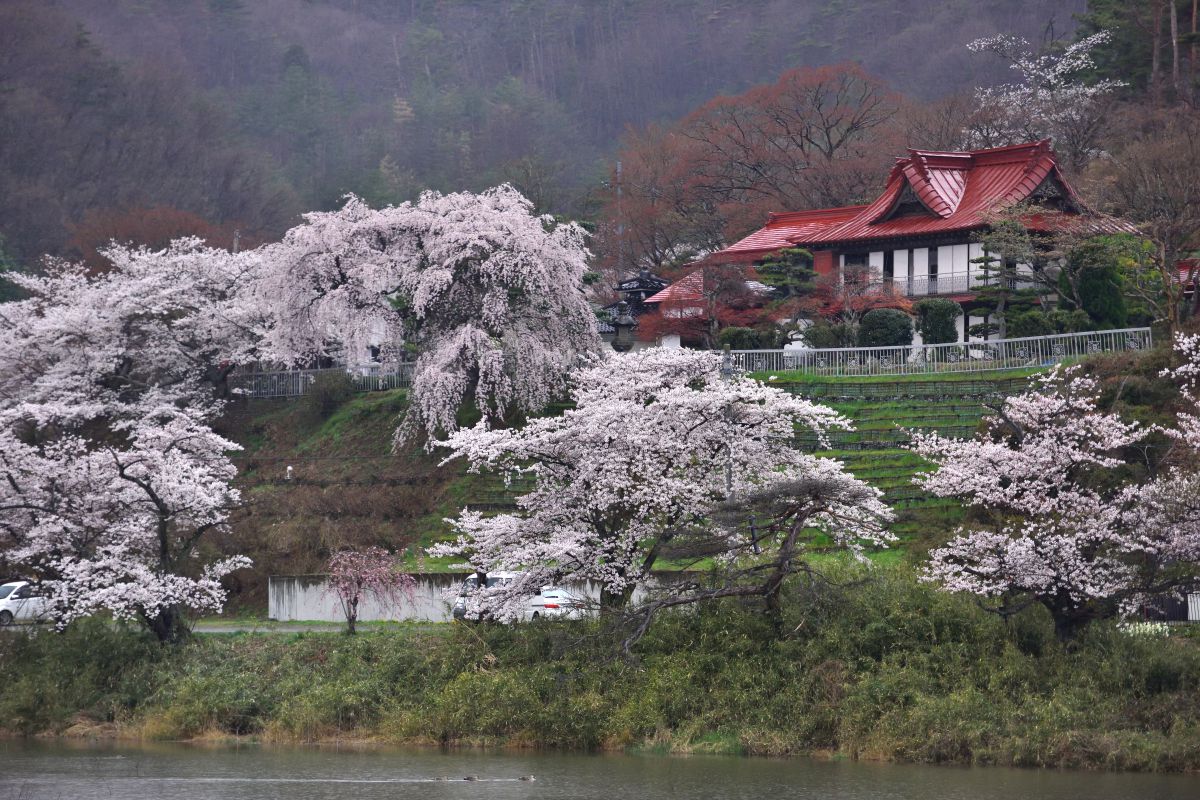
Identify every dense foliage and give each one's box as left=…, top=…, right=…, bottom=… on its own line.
left=0, top=0, right=1063, bottom=266
left=4, top=568, right=1200, bottom=771
left=858, top=309, right=914, bottom=348
left=913, top=299, right=962, bottom=345
left=434, top=347, right=892, bottom=618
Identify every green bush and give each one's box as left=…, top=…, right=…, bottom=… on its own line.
left=1049, top=308, right=1093, bottom=333
left=717, top=326, right=779, bottom=350
left=913, top=299, right=961, bottom=345
left=5, top=567, right=1200, bottom=770
left=800, top=320, right=857, bottom=348
left=1006, top=310, right=1054, bottom=338
left=1060, top=240, right=1129, bottom=330
left=858, top=309, right=913, bottom=347
left=303, top=371, right=355, bottom=418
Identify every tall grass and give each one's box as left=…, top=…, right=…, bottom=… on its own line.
left=3, top=565, right=1199, bottom=771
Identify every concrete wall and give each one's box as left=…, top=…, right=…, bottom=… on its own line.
left=268, top=574, right=672, bottom=622
left=269, top=574, right=464, bottom=622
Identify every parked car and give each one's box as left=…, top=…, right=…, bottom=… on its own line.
left=529, top=587, right=587, bottom=620
left=0, top=581, right=51, bottom=626
left=451, top=573, right=587, bottom=622
left=451, top=571, right=522, bottom=621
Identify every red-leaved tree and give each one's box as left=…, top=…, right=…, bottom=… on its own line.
left=599, top=64, right=903, bottom=273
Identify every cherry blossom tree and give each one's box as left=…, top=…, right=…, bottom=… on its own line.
left=432, top=347, right=893, bottom=623
left=0, top=242, right=261, bottom=641
left=256, top=186, right=603, bottom=442
left=965, top=31, right=1125, bottom=175
left=914, top=359, right=1200, bottom=640
left=326, top=548, right=415, bottom=634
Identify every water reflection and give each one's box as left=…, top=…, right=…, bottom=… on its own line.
left=0, top=740, right=1196, bottom=800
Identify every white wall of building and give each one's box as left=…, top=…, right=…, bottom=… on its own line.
left=954, top=243, right=971, bottom=275
left=968, top=243, right=985, bottom=285
left=894, top=249, right=909, bottom=281
left=911, top=248, right=929, bottom=282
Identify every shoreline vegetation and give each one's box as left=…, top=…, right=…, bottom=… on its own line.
left=4, top=564, right=1199, bottom=773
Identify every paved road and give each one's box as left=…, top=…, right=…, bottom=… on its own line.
left=1, top=620, right=445, bottom=635
left=192, top=621, right=446, bottom=634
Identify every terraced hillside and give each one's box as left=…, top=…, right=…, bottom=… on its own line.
left=219, top=369, right=1045, bottom=609
left=778, top=376, right=1040, bottom=549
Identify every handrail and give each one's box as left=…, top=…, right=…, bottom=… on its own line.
left=731, top=327, right=1153, bottom=377
left=229, top=362, right=415, bottom=398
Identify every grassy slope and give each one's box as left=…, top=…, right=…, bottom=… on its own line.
left=213, top=391, right=524, bottom=605
left=215, top=349, right=1179, bottom=595
left=212, top=368, right=1037, bottom=602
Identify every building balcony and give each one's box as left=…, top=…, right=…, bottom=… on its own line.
left=875, top=273, right=1040, bottom=298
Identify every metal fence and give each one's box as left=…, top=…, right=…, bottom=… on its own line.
left=731, top=327, right=1153, bottom=378
left=230, top=363, right=414, bottom=399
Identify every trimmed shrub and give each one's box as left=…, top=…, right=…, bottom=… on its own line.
left=858, top=308, right=913, bottom=347
left=717, top=326, right=778, bottom=350
left=1006, top=310, right=1054, bottom=338
left=913, top=299, right=961, bottom=345
left=800, top=320, right=857, bottom=348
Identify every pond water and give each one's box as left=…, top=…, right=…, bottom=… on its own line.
left=0, top=740, right=1197, bottom=800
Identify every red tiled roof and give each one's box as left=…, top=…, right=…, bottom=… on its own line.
left=716, top=141, right=1134, bottom=257
left=716, top=205, right=866, bottom=262
left=645, top=271, right=705, bottom=305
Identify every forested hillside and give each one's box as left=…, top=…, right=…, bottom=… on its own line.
left=0, top=0, right=1076, bottom=263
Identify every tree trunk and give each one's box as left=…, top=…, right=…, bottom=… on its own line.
left=346, top=595, right=358, bottom=635
left=1192, top=0, right=1197, bottom=102
left=600, top=584, right=635, bottom=610
left=1172, top=0, right=1182, bottom=96
left=145, top=605, right=189, bottom=644
left=1153, top=1, right=1165, bottom=103
left=1160, top=242, right=1182, bottom=335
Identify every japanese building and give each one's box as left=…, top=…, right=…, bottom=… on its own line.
left=710, top=140, right=1134, bottom=342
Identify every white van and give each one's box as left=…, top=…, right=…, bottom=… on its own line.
left=0, top=581, right=51, bottom=625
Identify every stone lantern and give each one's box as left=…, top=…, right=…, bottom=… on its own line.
left=611, top=300, right=636, bottom=352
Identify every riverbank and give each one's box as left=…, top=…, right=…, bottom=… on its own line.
left=3, top=565, right=1199, bottom=772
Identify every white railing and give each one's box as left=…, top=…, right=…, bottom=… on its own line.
left=883, top=273, right=1041, bottom=297
left=230, top=362, right=414, bottom=398
left=731, top=327, right=1153, bottom=377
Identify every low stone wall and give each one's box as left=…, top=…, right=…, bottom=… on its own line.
left=268, top=573, right=677, bottom=622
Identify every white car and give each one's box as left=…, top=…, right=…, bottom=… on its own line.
left=529, top=587, right=587, bottom=620
left=451, top=572, right=587, bottom=622
left=0, top=581, right=51, bottom=626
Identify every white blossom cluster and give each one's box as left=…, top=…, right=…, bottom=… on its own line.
left=256, top=185, right=603, bottom=441
left=432, top=347, right=894, bottom=620
left=0, top=241, right=263, bottom=634
left=915, top=350, right=1200, bottom=633
left=1117, top=620, right=1171, bottom=638
left=965, top=31, right=1125, bottom=166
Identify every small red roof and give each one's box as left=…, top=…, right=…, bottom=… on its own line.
left=717, top=141, right=1133, bottom=257
left=645, top=271, right=704, bottom=305
left=717, top=205, right=866, bottom=262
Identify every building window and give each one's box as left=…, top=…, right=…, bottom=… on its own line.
left=883, top=250, right=894, bottom=281
left=928, top=247, right=939, bottom=277
left=843, top=252, right=868, bottom=268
